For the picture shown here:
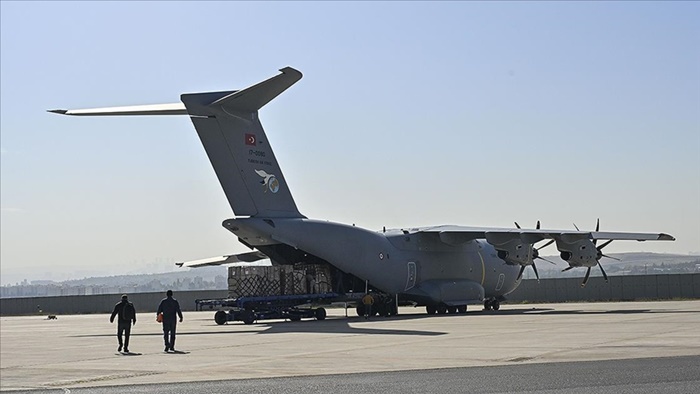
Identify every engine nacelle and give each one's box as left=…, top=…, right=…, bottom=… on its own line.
left=491, top=239, right=535, bottom=266
left=555, top=237, right=597, bottom=267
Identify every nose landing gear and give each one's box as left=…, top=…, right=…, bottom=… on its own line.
left=483, top=298, right=501, bottom=311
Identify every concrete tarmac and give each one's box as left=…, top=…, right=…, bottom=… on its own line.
left=7, top=356, right=700, bottom=394
left=1, top=301, right=699, bottom=392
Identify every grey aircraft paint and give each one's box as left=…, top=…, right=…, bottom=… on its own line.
left=176, top=68, right=517, bottom=306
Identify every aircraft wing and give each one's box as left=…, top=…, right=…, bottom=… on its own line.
left=407, top=225, right=674, bottom=246
left=176, top=251, right=268, bottom=268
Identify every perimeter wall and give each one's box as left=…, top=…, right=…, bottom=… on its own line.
left=0, top=290, right=227, bottom=316
left=506, top=273, right=700, bottom=303
left=1, top=274, right=699, bottom=316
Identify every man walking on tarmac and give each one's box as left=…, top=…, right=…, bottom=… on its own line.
left=110, top=294, right=136, bottom=353
left=157, top=290, right=183, bottom=352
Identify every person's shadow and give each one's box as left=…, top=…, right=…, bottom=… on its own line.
left=117, top=351, right=142, bottom=356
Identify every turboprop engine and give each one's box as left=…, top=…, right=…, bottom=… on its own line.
left=487, top=221, right=555, bottom=281
left=494, top=240, right=533, bottom=266
left=555, top=237, right=598, bottom=267
left=556, top=219, right=619, bottom=287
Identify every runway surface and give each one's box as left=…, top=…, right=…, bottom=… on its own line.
left=1, top=301, right=699, bottom=392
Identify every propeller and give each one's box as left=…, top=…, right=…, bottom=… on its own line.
left=514, top=220, right=555, bottom=282
left=582, top=267, right=592, bottom=287
left=580, top=219, right=619, bottom=287
left=514, top=220, right=541, bottom=230
left=533, top=240, right=556, bottom=264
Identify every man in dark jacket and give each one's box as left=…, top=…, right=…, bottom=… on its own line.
left=157, top=289, right=183, bottom=352
left=110, top=294, right=136, bottom=353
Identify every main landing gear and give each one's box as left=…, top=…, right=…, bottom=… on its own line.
left=425, top=304, right=467, bottom=315
left=483, top=298, right=501, bottom=311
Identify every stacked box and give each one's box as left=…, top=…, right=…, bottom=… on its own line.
left=228, top=264, right=332, bottom=298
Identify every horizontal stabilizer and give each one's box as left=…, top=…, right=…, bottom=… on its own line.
left=176, top=251, right=269, bottom=268
left=48, top=67, right=302, bottom=116
left=48, top=103, right=188, bottom=116
left=209, top=67, right=302, bottom=112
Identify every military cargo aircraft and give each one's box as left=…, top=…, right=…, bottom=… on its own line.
left=50, top=67, right=674, bottom=312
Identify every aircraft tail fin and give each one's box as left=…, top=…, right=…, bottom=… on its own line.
left=181, top=67, right=304, bottom=218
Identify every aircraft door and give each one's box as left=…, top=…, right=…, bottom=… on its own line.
left=495, top=273, right=505, bottom=291
left=405, top=262, right=417, bottom=291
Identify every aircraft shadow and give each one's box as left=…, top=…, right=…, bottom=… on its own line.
left=239, top=306, right=670, bottom=334
left=72, top=307, right=689, bottom=340
left=253, top=317, right=446, bottom=336
left=477, top=307, right=698, bottom=316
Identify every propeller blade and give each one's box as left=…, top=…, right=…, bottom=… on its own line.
left=531, top=263, right=540, bottom=282
left=537, top=256, right=557, bottom=265
left=562, top=266, right=574, bottom=272
left=597, top=240, right=614, bottom=251
left=536, top=220, right=541, bottom=230
left=573, top=223, right=580, bottom=231
left=537, top=239, right=555, bottom=250
left=514, top=222, right=521, bottom=229
left=517, top=265, right=526, bottom=281
left=598, top=261, right=609, bottom=282
left=581, top=267, right=591, bottom=287
left=593, top=218, right=600, bottom=246
left=601, top=253, right=621, bottom=261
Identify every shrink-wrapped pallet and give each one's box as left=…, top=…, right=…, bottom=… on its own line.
left=228, top=264, right=332, bottom=298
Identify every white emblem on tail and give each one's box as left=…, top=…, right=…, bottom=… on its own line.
left=255, top=169, right=280, bottom=193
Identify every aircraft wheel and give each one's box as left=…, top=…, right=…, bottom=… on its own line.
left=426, top=305, right=436, bottom=315
left=447, top=306, right=457, bottom=314
left=457, top=305, right=467, bottom=314
left=315, top=308, right=327, bottom=321
left=289, top=315, right=302, bottom=322
left=437, top=305, right=447, bottom=315
left=484, top=300, right=492, bottom=311
left=214, top=310, right=227, bottom=325
left=356, top=304, right=366, bottom=317
left=492, top=300, right=501, bottom=311
left=375, top=303, right=386, bottom=317
left=385, top=302, right=396, bottom=316
left=242, top=311, right=255, bottom=325
left=381, top=302, right=392, bottom=317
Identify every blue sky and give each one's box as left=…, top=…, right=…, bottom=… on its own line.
left=1, top=1, right=698, bottom=285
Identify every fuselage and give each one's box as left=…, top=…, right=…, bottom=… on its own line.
left=224, top=217, right=521, bottom=305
